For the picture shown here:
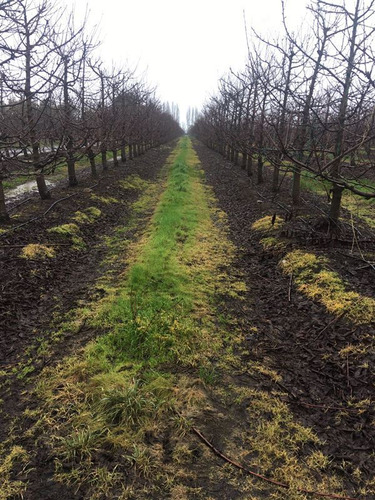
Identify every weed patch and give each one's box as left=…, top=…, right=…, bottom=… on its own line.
left=47, top=222, right=79, bottom=237
left=281, top=250, right=375, bottom=324
left=72, top=206, right=101, bottom=224
left=90, top=194, right=119, bottom=205
left=20, top=243, right=56, bottom=259
left=119, top=174, right=150, bottom=191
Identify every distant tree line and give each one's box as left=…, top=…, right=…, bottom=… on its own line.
left=0, top=0, right=183, bottom=221
left=191, top=0, right=375, bottom=229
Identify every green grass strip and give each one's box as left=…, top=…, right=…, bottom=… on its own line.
left=91, top=136, right=210, bottom=365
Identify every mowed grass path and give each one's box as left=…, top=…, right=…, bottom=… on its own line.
left=94, top=135, right=215, bottom=364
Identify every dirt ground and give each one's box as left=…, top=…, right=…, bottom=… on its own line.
left=0, top=139, right=374, bottom=499
left=193, top=140, right=375, bottom=494
left=0, top=147, right=174, bottom=365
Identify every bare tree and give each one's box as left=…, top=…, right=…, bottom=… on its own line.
left=0, top=0, right=68, bottom=199
left=193, top=0, right=375, bottom=230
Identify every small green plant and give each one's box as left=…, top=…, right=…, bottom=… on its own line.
left=16, top=364, right=35, bottom=380
left=198, top=364, right=218, bottom=386
left=87, top=466, right=122, bottom=499
left=47, top=223, right=86, bottom=250
left=125, top=445, right=155, bottom=478
left=97, top=380, right=156, bottom=427
left=59, top=428, right=105, bottom=461
left=260, top=236, right=287, bottom=252
left=252, top=215, right=284, bottom=232
left=90, top=194, right=119, bottom=204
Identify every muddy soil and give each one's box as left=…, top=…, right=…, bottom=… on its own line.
left=0, top=147, right=174, bottom=366
left=194, top=140, right=375, bottom=494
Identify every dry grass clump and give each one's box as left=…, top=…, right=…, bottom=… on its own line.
left=20, top=243, right=56, bottom=259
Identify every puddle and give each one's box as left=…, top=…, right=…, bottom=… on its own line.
left=6, top=179, right=55, bottom=204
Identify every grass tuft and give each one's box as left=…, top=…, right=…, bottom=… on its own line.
left=72, top=206, right=101, bottom=224
left=20, top=243, right=56, bottom=259
left=0, top=446, right=29, bottom=500
left=47, top=222, right=79, bottom=237
left=252, top=215, right=284, bottom=232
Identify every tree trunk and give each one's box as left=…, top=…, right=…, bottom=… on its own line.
left=257, top=93, right=267, bottom=186
left=120, top=145, right=126, bottom=163
left=274, top=49, right=294, bottom=194
left=247, top=154, right=253, bottom=177
left=327, top=1, right=359, bottom=229
left=230, top=147, right=235, bottom=163
left=0, top=179, right=9, bottom=221
left=272, top=155, right=281, bottom=192
left=101, top=148, right=108, bottom=170
left=67, top=134, right=77, bottom=187
left=292, top=166, right=301, bottom=205
left=241, top=152, right=247, bottom=170
left=292, top=30, right=327, bottom=206
left=87, top=148, right=97, bottom=178
left=257, top=154, right=264, bottom=184
left=67, top=157, right=78, bottom=187
left=112, top=149, right=119, bottom=167
left=36, top=172, right=51, bottom=199
left=329, top=183, right=344, bottom=227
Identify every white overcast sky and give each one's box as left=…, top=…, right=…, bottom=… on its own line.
left=65, top=0, right=308, bottom=126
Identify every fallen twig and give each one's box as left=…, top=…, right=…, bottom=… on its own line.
left=88, top=182, right=99, bottom=189
left=312, top=311, right=347, bottom=342
left=192, top=426, right=357, bottom=499
left=288, top=272, right=293, bottom=301
left=0, top=193, right=78, bottom=238
left=8, top=197, right=32, bottom=212
left=337, top=250, right=375, bottom=271
left=42, top=193, right=77, bottom=217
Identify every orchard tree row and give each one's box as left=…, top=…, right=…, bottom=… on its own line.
left=191, top=0, right=375, bottom=229
left=0, top=0, right=182, bottom=221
